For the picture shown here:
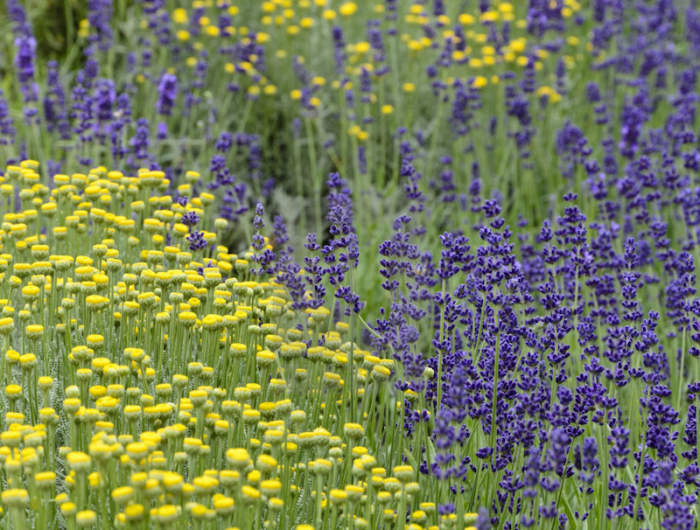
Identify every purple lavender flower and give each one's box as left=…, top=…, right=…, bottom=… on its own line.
left=186, top=231, right=208, bottom=252
left=332, top=26, right=346, bottom=73
left=6, top=0, right=31, bottom=37
left=250, top=203, right=275, bottom=276
left=128, top=118, right=151, bottom=166
left=156, top=73, right=178, bottom=116
left=13, top=35, right=39, bottom=122
left=13, top=35, right=36, bottom=84
left=181, top=211, right=200, bottom=227
left=0, top=92, right=16, bottom=146
left=87, top=0, right=114, bottom=52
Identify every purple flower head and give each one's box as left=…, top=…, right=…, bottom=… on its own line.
left=87, top=0, right=114, bottom=51
left=7, top=0, right=31, bottom=36
left=253, top=203, right=265, bottom=232
left=182, top=211, right=200, bottom=227
left=129, top=118, right=151, bottom=164
left=0, top=92, right=16, bottom=146
left=332, top=26, right=346, bottom=72
left=186, top=231, right=207, bottom=252
left=216, top=131, right=233, bottom=153
left=43, top=61, right=70, bottom=139
left=14, top=35, right=36, bottom=84
left=156, top=73, right=178, bottom=116
left=94, top=79, right=116, bottom=123
left=157, top=121, right=168, bottom=140
left=186, top=231, right=208, bottom=252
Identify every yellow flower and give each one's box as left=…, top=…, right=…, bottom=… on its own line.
left=5, top=385, right=21, bottom=398
left=471, top=76, right=488, bottom=89
left=76, top=510, right=97, bottom=526
left=480, top=10, right=499, bottom=22
left=172, top=8, right=188, bottom=24
left=355, top=42, right=371, bottom=54
left=241, top=485, right=260, bottom=502
left=339, top=2, right=357, bottom=16
left=2, top=489, right=28, bottom=507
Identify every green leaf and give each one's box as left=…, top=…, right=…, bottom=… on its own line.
left=426, top=437, right=436, bottom=463
left=402, top=448, right=417, bottom=469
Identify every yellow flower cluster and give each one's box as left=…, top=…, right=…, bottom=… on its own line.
left=0, top=161, right=479, bottom=529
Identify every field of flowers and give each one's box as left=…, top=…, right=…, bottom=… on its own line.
left=0, top=0, right=697, bottom=528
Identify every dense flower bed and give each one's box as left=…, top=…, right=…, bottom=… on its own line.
left=0, top=0, right=699, bottom=529
left=0, top=161, right=437, bottom=530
